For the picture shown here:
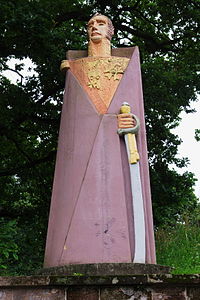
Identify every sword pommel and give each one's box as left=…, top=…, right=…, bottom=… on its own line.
left=120, top=102, right=131, bottom=114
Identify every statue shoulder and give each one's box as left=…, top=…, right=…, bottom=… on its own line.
left=60, top=60, right=70, bottom=72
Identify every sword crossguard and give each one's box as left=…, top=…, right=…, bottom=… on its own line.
left=118, top=102, right=140, bottom=164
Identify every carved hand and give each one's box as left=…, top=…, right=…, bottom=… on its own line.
left=117, top=113, right=139, bottom=136
left=118, top=113, right=136, bottom=129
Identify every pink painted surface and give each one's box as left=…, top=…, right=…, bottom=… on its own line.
left=44, top=72, right=102, bottom=267
left=60, top=114, right=132, bottom=264
left=108, top=47, right=156, bottom=263
left=44, top=46, right=156, bottom=267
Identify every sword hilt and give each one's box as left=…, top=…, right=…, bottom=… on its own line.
left=119, top=102, right=140, bottom=164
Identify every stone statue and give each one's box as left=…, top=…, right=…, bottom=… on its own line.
left=44, top=14, right=156, bottom=268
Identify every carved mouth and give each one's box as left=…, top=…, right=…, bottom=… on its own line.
left=91, top=31, right=101, bottom=36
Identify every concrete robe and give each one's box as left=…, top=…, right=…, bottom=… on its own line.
left=44, top=47, right=156, bottom=267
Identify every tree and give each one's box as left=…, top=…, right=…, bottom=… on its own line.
left=0, top=0, right=199, bottom=273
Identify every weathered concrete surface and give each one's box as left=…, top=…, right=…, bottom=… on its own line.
left=1, top=274, right=200, bottom=299
left=37, top=262, right=172, bottom=276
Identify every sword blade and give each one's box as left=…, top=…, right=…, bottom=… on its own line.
left=124, top=134, right=146, bottom=263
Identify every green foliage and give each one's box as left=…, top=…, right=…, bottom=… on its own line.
left=0, top=0, right=199, bottom=274
left=195, top=129, right=200, bottom=141
left=151, top=169, right=197, bottom=226
left=0, top=219, right=19, bottom=274
left=6, top=218, right=45, bottom=275
left=0, top=216, right=45, bottom=275
left=156, top=207, right=200, bottom=274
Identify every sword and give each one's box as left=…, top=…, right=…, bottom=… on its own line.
left=118, top=102, right=146, bottom=263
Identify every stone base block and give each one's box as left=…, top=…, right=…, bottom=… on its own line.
left=1, top=274, right=200, bottom=299
left=36, top=262, right=172, bottom=276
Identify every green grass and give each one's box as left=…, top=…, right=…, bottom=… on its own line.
left=156, top=223, right=200, bottom=274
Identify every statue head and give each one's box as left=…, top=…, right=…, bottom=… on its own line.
left=87, top=13, right=114, bottom=43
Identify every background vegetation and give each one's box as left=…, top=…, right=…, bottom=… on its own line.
left=156, top=207, right=200, bottom=274
left=0, top=0, right=199, bottom=274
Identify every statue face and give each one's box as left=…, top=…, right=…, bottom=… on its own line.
left=87, top=15, right=109, bottom=43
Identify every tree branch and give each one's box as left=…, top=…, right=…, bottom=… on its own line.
left=0, top=150, right=56, bottom=177
left=6, top=135, right=32, bottom=162
left=4, top=67, right=24, bottom=84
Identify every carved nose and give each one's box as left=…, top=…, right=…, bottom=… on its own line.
left=91, top=24, right=98, bottom=31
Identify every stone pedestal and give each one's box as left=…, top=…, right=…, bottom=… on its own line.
left=1, top=273, right=200, bottom=299
left=37, top=262, right=172, bottom=276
